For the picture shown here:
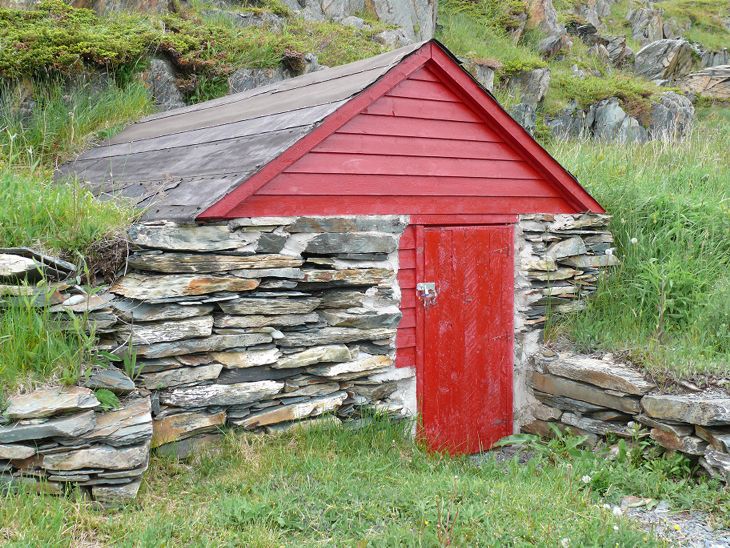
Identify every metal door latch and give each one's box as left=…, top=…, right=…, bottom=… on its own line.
left=416, top=282, right=437, bottom=306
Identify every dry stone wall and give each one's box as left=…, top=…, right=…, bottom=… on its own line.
left=525, top=351, right=730, bottom=482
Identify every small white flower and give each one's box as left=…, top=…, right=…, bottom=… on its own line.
left=627, top=421, right=635, bottom=428
left=630, top=237, right=638, bottom=245
left=605, top=248, right=613, bottom=255
left=603, top=504, right=612, bottom=510
left=612, top=506, right=623, bottom=517
left=613, top=525, right=619, bottom=532
left=560, top=538, right=570, bottom=548
left=581, top=475, right=591, bottom=484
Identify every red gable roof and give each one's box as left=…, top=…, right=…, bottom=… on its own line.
left=199, top=40, right=604, bottom=219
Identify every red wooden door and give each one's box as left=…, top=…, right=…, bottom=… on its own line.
left=420, top=225, right=514, bottom=454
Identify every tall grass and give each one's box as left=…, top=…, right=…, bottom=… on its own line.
left=0, top=292, right=97, bottom=402
left=549, top=108, right=730, bottom=381
left=0, top=78, right=152, bottom=168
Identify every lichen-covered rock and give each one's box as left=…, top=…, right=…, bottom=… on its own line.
left=529, top=372, right=641, bottom=414
left=152, top=410, right=226, bottom=448
left=509, top=103, right=537, bottom=135
left=91, top=479, right=142, bottom=505
left=627, top=6, right=664, bottom=45
left=606, top=36, right=634, bottom=67
left=232, top=391, right=348, bottom=428
left=634, top=39, right=697, bottom=81
left=0, top=411, right=97, bottom=443
left=561, top=412, right=633, bottom=437
left=80, top=397, right=152, bottom=447
left=5, top=386, right=99, bottom=420
left=273, top=345, right=352, bottom=369
left=116, top=316, right=214, bottom=346
left=695, top=425, right=730, bottom=453
left=649, top=91, right=694, bottom=141
left=508, top=68, right=551, bottom=106
left=281, top=327, right=395, bottom=347
left=111, top=273, right=259, bottom=300
left=160, top=381, right=283, bottom=408
left=305, top=233, right=397, bottom=254
left=0, top=443, right=35, bottom=460
left=588, top=98, right=648, bottom=143
left=650, top=428, right=708, bottom=455
left=42, top=442, right=150, bottom=471
left=142, top=364, right=223, bottom=389
left=641, top=395, right=730, bottom=426
left=212, top=348, right=281, bottom=369
left=82, top=368, right=135, bottom=395
left=308, top=355, right=392, bottom=380
left=128, top=223, right=253, bottom=252
left=219, top=297, right=322, bottom=315
left=526, top=0, right=563, bottom=37
left=543, top=354, right=655, bottom=395
left=141, top=58, right=185, bottom=111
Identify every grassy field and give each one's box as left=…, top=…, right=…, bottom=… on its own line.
left=549, top=107, right=730, bottom=383
left=8, top=416, right=728, bottom=546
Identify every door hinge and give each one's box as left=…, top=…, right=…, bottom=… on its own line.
left=416, top=282, right=437, bottom=306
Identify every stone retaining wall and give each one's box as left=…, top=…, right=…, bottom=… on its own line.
left=0, top=213, right=620, bottom=503
left=525, top=351, right=730, bottom=482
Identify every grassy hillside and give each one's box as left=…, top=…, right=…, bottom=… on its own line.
left=5, top=416, right=730, bottom=544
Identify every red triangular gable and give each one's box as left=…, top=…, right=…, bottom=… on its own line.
left=199, top=40, right=604, bottom=219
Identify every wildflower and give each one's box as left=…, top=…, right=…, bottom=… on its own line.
left=613, top=526, right=619, bottom=532
left=612, top=506, right=623, bottom=517
left=424, top=520, right=430, bottom=526
left=603, top=504, right=612, bottom=510
left=630, top=237, right=638, bottom=244
left=560, top=538, right=570, bottom=548
left=605, top=248, right=614, bottom=255
left=673, top=524, right=681, bottom=531
left=581, top=475, right=591, bottom=484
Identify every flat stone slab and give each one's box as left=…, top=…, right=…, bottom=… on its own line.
left=273, top=345, right=352, bottom=369
left=320, top=310, right=401, bottom=329
left=160, top=380, right=283, bottom=408
left=116, top=316, right=214, bottom=345
left=529, top=372, right=641, bottom=414
left=695, top=425, right=730, bottom=453
left=92, top=479, right=142, bottom=504
left=82, top=368, right=136, bottom=395
left=650, top=428, right=707, bottom=455
left=300, top=268, right=392, bottom=285
left=0, top=411, right=97, bottom=443
left=43, top=441, right=150, bottom=471
left=111, top=273, right=259, bottom=300
left=286, top=216, right=406, bottom=233
left=214, top=313, right=319, bottom=329
left=128, top=252, right=302, bottom=273
left=281, top=327, right=395, bottom=347
left=304, top=233, right=397, bottom=254
left=219, top=297, right=322, bottom=315
left=233, top=392, right=348, bottom=429
left=212, top=348, right=281, bottom=369
left=5, top=386, right=99, bottom=420
left=561, top=412, right=633, bottom=437
left=152, top=410, right=226, bottom=448
left=111, top=300, right=214, bottom=322
left=308, top=355, right=393, bottom=380
left=142, top=364, right=223, bottom=389
left=641, top=395, right=730, bottom=426
left=0, top=443, right=36, bottom=460
left=128, top=223, right=256, bottom=251
left=544, top=354, right=655, bottom=395
left=80, top=397, right=152, bottom=447
left=134, top=333, right=273, bottom=358
left=0, top=253, right=43, bottom=282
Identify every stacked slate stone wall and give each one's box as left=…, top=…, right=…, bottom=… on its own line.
left=526, top=351, right=730, bottom=482
left=513, top=213, right=618, bottom=426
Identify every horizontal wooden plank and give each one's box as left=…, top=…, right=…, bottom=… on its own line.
left=233, top=195, right=574, bottom=216
left=399, top=307, right=416, bottom=329
left=408, top=66, right=440, bottom=82
left=364, top=96, right=484, bottom=123
left=337, top=115, right=500, bottom=142
left=386, top=78, right=462, bottom=102
left=410, top=214, right=518, bottom=225
left=399, top=248, right=416, bottom=269
left=285, top=153, right=539, bottom=179
left=401, top=291, right=416, bottom=309
left=399, top=269, right=416, bottom=289
left=400, top=226, right=416, bottom=249
left=396, top=346, right=416, bottom=367
left=396, top=328, right=416, bottom=348
left=314, top=134, right=511, bottom=159
left=262, top=173, right=555, bottom=197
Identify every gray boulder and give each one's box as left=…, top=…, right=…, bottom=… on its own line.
left=546, top=101, right=588, bottom=140
left=634, top=39, right=697, bottom=81
left=142, top=58, right=186, bottom=111
left=649, top=91, right=694, bottom=141
left=526, top=0, right=564, bottom=37
left=507, top=68, right=551, bottom=106
left=228, top=53, right=321, bottom=94
left=465, top=61, right=498, bottom=92
left=510, top=103, right=537, bottom=135
left=373, top=29, right=411, bottom=49
left=702, top=49, right=729, bottom=68
left=588, top=98, right=648, bottom=143
left=627, top=6, right=664, bottom=45
left=605, top=36, right=634, bottom=67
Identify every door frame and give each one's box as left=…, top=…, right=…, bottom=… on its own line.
left=412, top=218, right=517, bottom=435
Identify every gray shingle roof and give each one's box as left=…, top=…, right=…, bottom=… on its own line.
left=57, top=42, right=426, bottom=221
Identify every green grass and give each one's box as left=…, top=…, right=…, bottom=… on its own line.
left=548, top=108, right=730, bottom=382
left=656, top=0, right=730, bottom=51
left=0, top=417, right=670, bottom=546
left=0, top=293, right=97, bottom=403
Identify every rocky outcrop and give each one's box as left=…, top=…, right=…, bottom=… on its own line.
left=701, top=50, right=729, bottom=68
left=228, top=54, right=322, bottom=94
left=280, top=0, right=437, bottom=42
left=526, top=0, right=564, bottom=37
left=547, top=98, right=647, bottom=143
left=627, top=5, right=664, bottom=45
left=634, top=39, right=697, bottom=82
left=525, top=351, right=730, bottom=481
left=680, top=65, right=730, bottom=100
left=649, top=91, right=694, bottom=141
left=140, top=58, right=186, bottom=111
left=507, top=68, right=551, bottom=106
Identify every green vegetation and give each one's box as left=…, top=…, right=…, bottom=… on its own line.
left=0, top=417, right=665, bottom=545
left=0, top=0, right=388, bottom=102
left=656, top=0, right=730, bottom=51
left=0, top=293, right=96, bottom=400
left=549, top=108, right=730, bottom=382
